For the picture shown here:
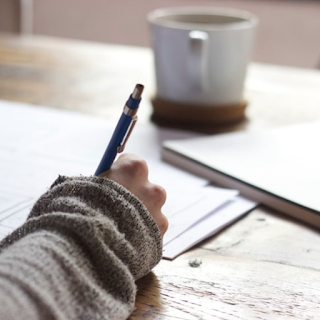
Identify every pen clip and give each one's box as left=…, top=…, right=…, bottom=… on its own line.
left=117, top=115, right=138, bottom=153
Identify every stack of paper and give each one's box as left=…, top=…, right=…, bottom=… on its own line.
left=163, top=195, right=256, bottom=259
left=0, top=100, right=257, bottom=259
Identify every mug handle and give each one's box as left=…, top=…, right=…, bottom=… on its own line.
left=188, top=30, right=209, bottom=92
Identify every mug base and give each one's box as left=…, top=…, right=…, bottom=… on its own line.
left=151, top=96, right=247, bottom=133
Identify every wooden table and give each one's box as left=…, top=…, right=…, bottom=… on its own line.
left=1, top=33, right=320, bottom=319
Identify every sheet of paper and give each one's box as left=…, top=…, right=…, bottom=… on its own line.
left=0, top=101, right=207, bottom=197
left=163, top=196, right=258, bottom=259
left=0, top=100, right=257, bottom=257
left=163, top=186, right=238, bottom=245
left=0, top=188, right=31, bottom=216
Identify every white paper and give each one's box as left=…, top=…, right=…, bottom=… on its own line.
left=0, top=100, right=257, bottom=258
left=163, top=196, right=257, bottom=259
left=163, top=186, right=238, bottom=245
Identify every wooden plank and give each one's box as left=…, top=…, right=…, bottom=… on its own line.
left=1, top=34, right=320, bottom=130
left=133, top=249, right=320, bottom=319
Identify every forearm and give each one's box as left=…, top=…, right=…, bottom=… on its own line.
left=0, top=176, right=162, bottom=320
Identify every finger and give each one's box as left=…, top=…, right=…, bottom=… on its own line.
left=113, top=154, right=149, bottom=181
left=99, top=153, right=149, bottom=186
left=154, top=211, right=169, bottom=237
left=138, top=182, right=168, bottom=236
left=146, top=183, right=167, bottom=209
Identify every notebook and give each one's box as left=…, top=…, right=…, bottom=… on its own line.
left=162, top=121, right=320, bottom=228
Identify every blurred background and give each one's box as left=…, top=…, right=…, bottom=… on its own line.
left=0, top=0, right=319, bottom=69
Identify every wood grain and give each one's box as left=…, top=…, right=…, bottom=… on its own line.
left=134, top=250, right=320, bottom=319
left=131, top=209, right=320, bottom=319
left=1, top=33, right=320, bottom=319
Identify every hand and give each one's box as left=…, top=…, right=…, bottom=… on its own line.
left=99, top=153, right=168, bottom=237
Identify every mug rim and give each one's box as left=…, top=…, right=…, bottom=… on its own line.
left=147, top=7, right=259, bottom=31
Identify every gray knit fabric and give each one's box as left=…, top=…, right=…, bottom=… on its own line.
left=0, top=176, right=163, bottom=320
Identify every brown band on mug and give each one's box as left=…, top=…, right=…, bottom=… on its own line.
left=151, top=96, right=247, bottom=132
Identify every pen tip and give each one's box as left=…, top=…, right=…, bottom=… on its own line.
left=132, top=84, right=144, bottom=100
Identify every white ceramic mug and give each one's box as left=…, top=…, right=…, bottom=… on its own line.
left=148, top=7, right=258, bottom=106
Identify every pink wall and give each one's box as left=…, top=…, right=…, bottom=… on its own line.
left=32, top=0, right=320, bottom=68
left=0, top=0, right=20, bottom=32
left=1, top=0, right=320, bottom=68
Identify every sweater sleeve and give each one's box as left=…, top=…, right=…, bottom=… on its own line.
left=0, top=175, right=163, bottom=320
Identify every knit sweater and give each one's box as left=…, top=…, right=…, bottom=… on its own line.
left=0, top=176, right=163, bottom=320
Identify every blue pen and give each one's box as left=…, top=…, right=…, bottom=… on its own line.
left=94, top=84, right=144, bottom=176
